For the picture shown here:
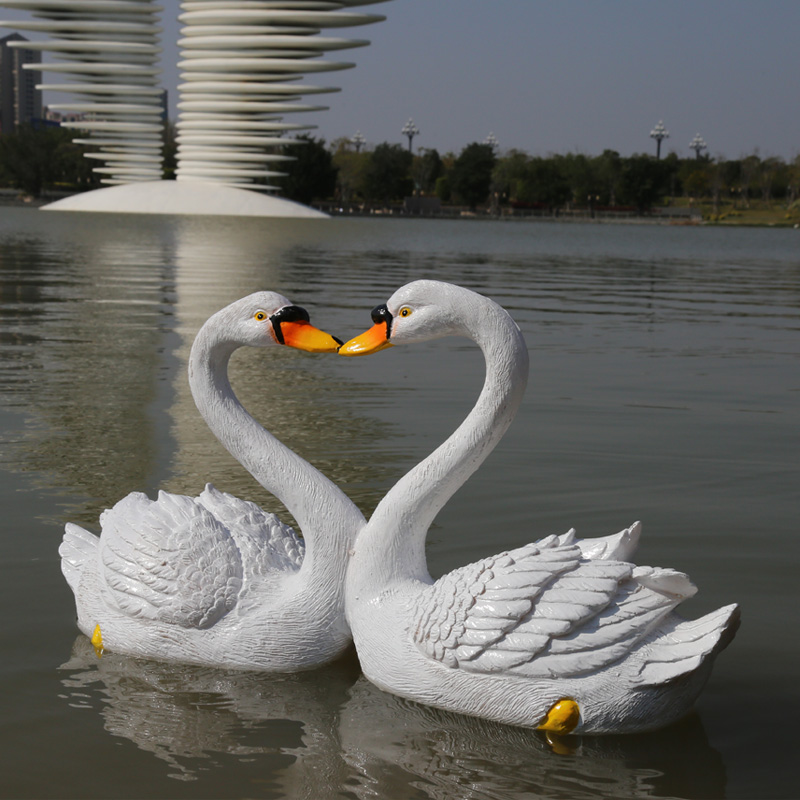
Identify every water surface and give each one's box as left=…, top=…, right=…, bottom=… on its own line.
left=0, top=209, right=797, bottom=798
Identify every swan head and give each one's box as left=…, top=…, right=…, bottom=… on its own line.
left=214, top=292, right=342, bottom=353
left=338, top=281, right=476, bottom=356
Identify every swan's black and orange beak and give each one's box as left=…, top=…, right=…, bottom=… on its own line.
left=272, top=305, right=342, bottom=353
left=339, top=303, right=394, bottom=357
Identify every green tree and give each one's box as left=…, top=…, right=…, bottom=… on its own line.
left=278, top=135, right=338, bottom=205
left=759, top=156, right=786, bottom=205
left=491, top=149, right=530, bottom=204
left=0, top=125, right=98, bottom=196
left=719, top=158, right=741, bottom=194
left=412, top=147, right=443, bottom=194
left=616, top=154, right=669, bottom=212
left=450, top=142, right=496, bottom=209
left=738, top=154, right=762, bottom=208
left=361, top=143, right=412, bottom=202
left=684, top=167, right=710, bottom=200
left=434, top=174, right=451, bottom=203
left=596, top=149, right=623, bottom=206
left=330, top=137, right=369, bottom=202
left=787, top=155, right=800, bottom=205
left=518, top=156, right=570, bottom=211
left=563, top=153, right=600, bottom=206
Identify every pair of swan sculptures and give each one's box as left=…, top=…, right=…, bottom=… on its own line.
left=60, top=281, right=739, bottom=735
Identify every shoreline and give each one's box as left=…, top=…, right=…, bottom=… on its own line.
left=2, top=189, right=796, bottom=228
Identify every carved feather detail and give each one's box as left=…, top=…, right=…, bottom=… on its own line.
left=93, top=484, right=303, bottom=631
left=411, top=531, right=694, bottom=677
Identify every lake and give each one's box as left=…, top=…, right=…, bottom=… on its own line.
left=0, top=207, right=797, bottom=799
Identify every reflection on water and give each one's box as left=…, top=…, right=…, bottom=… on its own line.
left=60, top=637, right=358, bottom=791
left=1, top=209, right=798, bottom=798
left=0, top=211, right=400, bottom=528
left=60, top=636, right=724, bottom=799
left=0, top=222, right=168, bottom=517
left=162, top=224, right=402, bottom=526
left=340, top=677, right=725, bottom=800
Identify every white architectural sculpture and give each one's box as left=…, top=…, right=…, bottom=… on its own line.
left=174, top=1, right=386, bottom=191
left=1, top=0, right=164, bottom=183
left=0, top=0, right=389, bottom=215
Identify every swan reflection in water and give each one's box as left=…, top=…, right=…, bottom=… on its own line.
left=59, top=636, right=358, bottom=789
left=59, top=637, right=725, bottom=798
left=339, top=677, right=726, bottom=800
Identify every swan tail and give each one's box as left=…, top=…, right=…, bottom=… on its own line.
left=59, top=523, right=99, bottom=596
left=558, top=521, right=642, bottom=561
left=635, top=602, right=741, bottom=686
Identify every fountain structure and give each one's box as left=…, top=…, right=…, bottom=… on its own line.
left=0, top=0, right=388, bottom=216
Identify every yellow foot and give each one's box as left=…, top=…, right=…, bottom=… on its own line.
left=537, top=698, right=580, bottom=735
left=91, top=624, right=104, bottom=658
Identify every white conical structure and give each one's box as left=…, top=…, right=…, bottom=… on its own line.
left=1, top=0, right=165, bottom=184
left=174, top=0, right=388, bottom=191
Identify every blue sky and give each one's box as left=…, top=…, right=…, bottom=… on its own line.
left=2, top=0, right=798, bottom=159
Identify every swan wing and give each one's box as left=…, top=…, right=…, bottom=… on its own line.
left=98, top=490, right=244, bottom=630
left=198, top=484, right=304, bottom=575
left=61, top=523, right=99, bottom=596
left=412, top=535, right=691, bottom=677
left=557, top=521, right=642, bottom=562
left=411, top=536, right=586, bottom=668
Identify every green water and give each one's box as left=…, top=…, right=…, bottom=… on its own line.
left=0, top=208, right=797, bottom=798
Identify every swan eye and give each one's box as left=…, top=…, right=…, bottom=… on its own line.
left=254, top=311, right=268, bottom=321
left=399, top=307, right=412, bottom=318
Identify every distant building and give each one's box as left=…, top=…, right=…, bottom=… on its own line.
left=0, top=33, right=42, bottom=134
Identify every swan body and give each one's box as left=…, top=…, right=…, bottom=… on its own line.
left=339, top=280, right=739, bottom=734
left=60, top=292, right=366, bottom=671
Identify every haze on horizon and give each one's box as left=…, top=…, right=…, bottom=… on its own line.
left=2, top=0, right=797, bottom=161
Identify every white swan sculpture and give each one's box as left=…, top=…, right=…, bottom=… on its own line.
left=60, top=292, right=366, bottom=671
left=339, top=280, right=739, bottom=734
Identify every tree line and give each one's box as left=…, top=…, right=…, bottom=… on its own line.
left=280, top=137, right=800, bottom=214
left=3, top=124, right=798, bottom=217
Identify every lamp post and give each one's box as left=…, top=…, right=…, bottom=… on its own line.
left=650, top=120, right=669, bottom=159
left=689, top=133, right=707, bottom=160
left=401, top=118, right=419, bottom=152
left=351, top=130, right=365, bottom=152
left=484, top=132, right=499, bottom=151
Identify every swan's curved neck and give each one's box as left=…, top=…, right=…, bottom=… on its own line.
left=188, top=320, right=364, bottom=580
left=354, top=294, right=529, bottom=589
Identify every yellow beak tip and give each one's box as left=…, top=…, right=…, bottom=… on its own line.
left=338, top=340, right=369, bottom=357
left=338, top=336, right=394, bottom=357
left=336, top=321, right=393, bottom=356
